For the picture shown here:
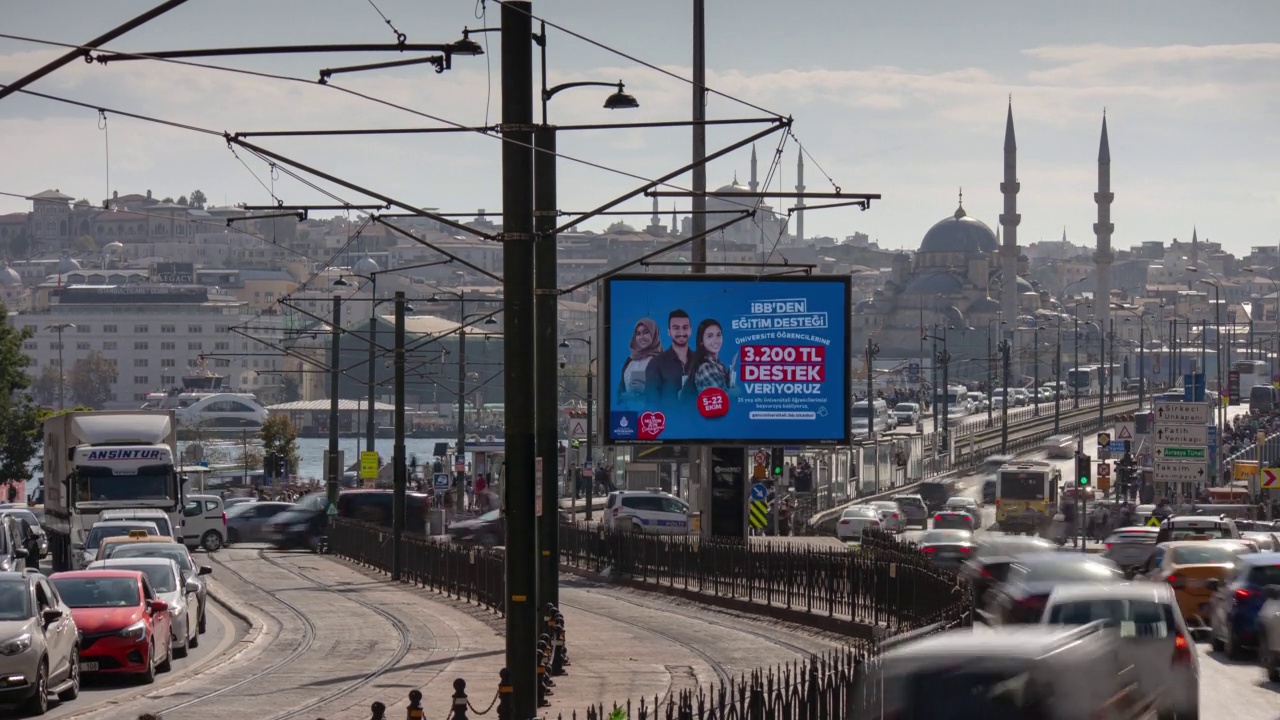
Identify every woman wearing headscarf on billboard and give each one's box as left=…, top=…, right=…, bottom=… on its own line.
left=682, top=318, right=738, bottom=401
left=617, top=317, right=663, bottom=408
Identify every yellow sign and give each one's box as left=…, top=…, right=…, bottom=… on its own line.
left=1096, top=433, right=1111, bottom=447
left=1263, top=467, right=1280, bottom=490
left=1234, top=460, right=1259, bottom=481
left=359, top=451, right=380, bottom=480
left=1146, top=516, right=1161, bottom=527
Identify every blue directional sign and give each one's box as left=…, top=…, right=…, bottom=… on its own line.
left=433, top=473, right=451, bottom=489
left=750, top=483, right=769, bottom=502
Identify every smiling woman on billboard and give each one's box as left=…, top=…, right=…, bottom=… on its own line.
left=616, top=317, right=663, bottom=408
left=681, top=318, right=738, bottom=399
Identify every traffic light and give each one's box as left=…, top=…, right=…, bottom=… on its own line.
left=770, top=447, right=784, bottom=476
left=1075, top=452, right=1091, bottom=487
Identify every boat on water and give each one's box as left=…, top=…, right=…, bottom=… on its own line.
left=141, top=363, right=269, bottom=431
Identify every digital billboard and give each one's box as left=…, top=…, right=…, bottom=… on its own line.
left=602, top=275, right=851, bottom=445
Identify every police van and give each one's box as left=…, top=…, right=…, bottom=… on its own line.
left=603, top=489, right=691, bottom=534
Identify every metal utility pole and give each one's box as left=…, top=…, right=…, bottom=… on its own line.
left=690, top=0, right=707, bottom=273
left=534, top=123, right=560, bottom=611
left=500, top=2, right=538, bottom=714
left=1054, top=334, right=1063, bottom=434
left=1098, top=325, right=1106, bottom=427
left=456, top=315, right=468, bottom=517
left=391, top=292, right=406, bottom=581
left=366, top=276, right=378, bottom=453
left=1109, top=318, right=1116, bottom=402
left=45, top=323, right=75, bottom=411
left=1033, top=325, right=1041, bottom=415
left=327, top=295, right=342, bottom=512
left=1000, top=339, right=1011, bottom=453
left=1074, top=316, right=1081, bottom=409
left=866, top=338, right=879, bottom=429
left=986, top=324, right=994, bottom=428
left=585, top=367, right=594, bottom=507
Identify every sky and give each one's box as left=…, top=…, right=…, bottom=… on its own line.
left=1, top=0, right=1278, bottom=258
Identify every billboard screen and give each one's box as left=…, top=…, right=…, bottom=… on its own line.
left=602, top=275, right=851, bottom=445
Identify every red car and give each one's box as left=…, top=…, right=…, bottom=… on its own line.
left=48, top=570, right=173, bottom=682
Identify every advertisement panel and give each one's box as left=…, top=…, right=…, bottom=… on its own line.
left=709, top=446, right=747, bottom=539
left=602, top=275, right=851, bottom=445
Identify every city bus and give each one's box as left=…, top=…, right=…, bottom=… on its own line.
left=1232, top=359, right=1270, bottom=394
left=995, top=460, right=1061, bottom=536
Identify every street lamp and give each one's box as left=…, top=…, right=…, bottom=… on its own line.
left=1243, top=267, right=1279, bottom=380
left=998, top=337, right=1011, bottom=452
left=44, top=323, right=76, bottom=410
left=985, top=318, right=1003, bottom=428
left=1196, top=274, right=1224, bottom=434
left=1114, top=303, right=1148, bottom=409
left=559, top=337, right=594, bottom=521
left=923, top=326, right=953, bottom=459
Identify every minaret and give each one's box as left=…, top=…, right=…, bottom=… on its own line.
left=1093, top=113, right=1114, bottom=332
left=749, top=145, right=759, bottom=194
left=671, top=204, right=678, bottom=236
left=795, top=148, right=806, bottom=243
left=650, top=195, right=660, bottom=228
left=998, top=101, right=1021, bottom=333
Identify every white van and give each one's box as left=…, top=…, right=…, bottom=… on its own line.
left=603, top=490, right=690, bottom=534
left=98, top=508, right=176, bottom=540
left=181, top=494, right=227, bottom=551
left=851, top=398, right=893, bottom=437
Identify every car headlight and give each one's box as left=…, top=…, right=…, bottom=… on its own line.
left=118, top=620, right=147, bottom=642
left=169, top=604, right=184, bottom=616
left=0, top=634, right=31, bottom=656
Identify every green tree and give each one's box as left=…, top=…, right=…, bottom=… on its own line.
left=30, top=365, right=62, bottom=407
left=73, top=235, right=97, bottom=253
left=240, top=448, right=264, bottom=471
left=260, top=414, right=299, bottom=476
left=176, top=195, right=188, bottom=206
left=161, top=197, right=174, bottom=204
left=189, top=189, right=207, bottom=209
left=0, top=308, right=42, bottom=481
left=68, top=351, right=118, bottom=409
left=281, top=373, right=302, bottom=403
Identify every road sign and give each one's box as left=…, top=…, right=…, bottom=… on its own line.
left=359, top=451, right=380, bottom=480
left=534, top=458, right=543, bottom=517
left=749, top=500, right=769, bottom=529
left=1115, top=421, right=1135, bottom=441
left=454, top=454, right=466, bottom=473
left=1153, top=459, right=1208, bottom=483
left=326, top=503, right=339, bottom=516
left=1108, top=441, right=1126, bottom=454
left=1154, top=424, right=1208, bottom=445
left=1153, top=446, right=1207, bottom=460
left=1096, top=433, right=1111, bottom=447
left=433, top=473, right=450, bottom=489
left=1263, top=467, right=1280, bottom=489
left=1154, top=402, right=1210, bottom=425
left=1097, top=462, right=1110, bottom=477
left=1234, top=461, right=1258, bottom=481
left=750, top=483, right=769, bottom=502
left=569, top=418, right=588, bottom=440
left=753, top=450, right=768, bottom=467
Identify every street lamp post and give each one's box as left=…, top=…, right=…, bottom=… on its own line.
left=327, top=295, right=342, bottom=514
left=1073, top=315, right=1081, bottom=409
left=1244, top=267, right=1280, bottom=380
left=1033, top=324, right=1042, bottom=415
left=1054, top=322, right=1063, bottom=434
left=866, top=337, right=880, bottom=435
left=44, top=323, right=76, bottom=410
left=391, top=291, right=406, bottom=580
left=986, top=318, right=999, bottom=428
left=924, top=328, right=951, bottom=458
left=560, top=338, right=594, bottom=520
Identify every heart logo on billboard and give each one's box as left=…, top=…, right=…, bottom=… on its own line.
left=638, top=411, right=666, bottom=440
left=697, top=388, right=729, bottom=418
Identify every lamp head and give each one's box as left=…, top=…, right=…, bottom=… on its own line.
left=603, top=81, right=639, bottom=110
left=484, top=317, right=498, bottom=325
left=558, top=340, right=570, bottom=349
left=449, top=31, right=485, bottom=57
left=332, top=276, right=349, bottom=287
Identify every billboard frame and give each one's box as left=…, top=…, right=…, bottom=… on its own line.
left=599, top=273, right=852, bottom=447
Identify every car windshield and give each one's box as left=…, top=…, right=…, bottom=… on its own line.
left=894, top=404, right=916, bottom=412
left=1171, top=545, right=1239, bottom=565
left=51, top=576, right=141, bottom=608
left=0, top=579, right=30, bottom=620
left=1020, top=560, right=1120, bottom=583
left=85, top=525, right=151, bottom=550
left=105, top=564, right=176, bottom=593
left=2, top=510, right=39, bottom=528
left=107, top=544, right=192, bottom=571
left=225, top=503, right=259, bottom=518
left=899, top=668, right=1047, bottom=719
left=1169, top=527, right=1233, bottom=540
left=946, top=498, right=975, bottom=507
left=1046, top=599, right=1175, bottom=638
left=894, top=497, right=923, bottom=508
left=1105, top=532, right=1156, bottom=545
left=922, top=530, right=971, bottom=544
left=843, top=507, right=878, bottom=518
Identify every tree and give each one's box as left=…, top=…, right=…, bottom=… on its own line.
left=73, top=235, right=97, bottom=253
left=281, top=373, right=302, bottom=403
left=30, top=365, right=62, bottom=407
left=189, top=189, right=207, bottom=209
left=176, top=195, right=188, bottom=206
left=161, top=197, right=174, bottom=204
left=0, top=306, right=41, bottom=482
left=68, top=351, right=118, bottom=409
left=260, top=414, right=299, bottom=477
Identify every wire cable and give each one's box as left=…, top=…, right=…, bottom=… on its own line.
left=363, top=0, right=407, bottom=44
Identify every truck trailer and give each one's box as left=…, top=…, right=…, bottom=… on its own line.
left=42, top=410, right=181, bottom=572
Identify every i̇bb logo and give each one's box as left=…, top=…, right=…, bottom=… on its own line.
left=697, top=388, right=729, bottom=419
left=638, top=411, right=666, bottom=440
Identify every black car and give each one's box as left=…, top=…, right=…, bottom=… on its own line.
left=959, top=535, right=1057, bottom=606
left=271, top=490, right=436, bottom=549
left=448, top=510, right=503, bottom=546
left=986, top=553, right=1122, bottom=624
left=917, top=481, right=953, bottom=513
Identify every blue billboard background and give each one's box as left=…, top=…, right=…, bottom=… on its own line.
left=603, top=275, right=851, bottom=444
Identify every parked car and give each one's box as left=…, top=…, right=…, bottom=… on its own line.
left=100, top=541, right=212, bottom=635
left=225, top=501, right=297, bottom=544
left=892, top=495, right=928, bottom=530
left=88, top=557, right=200, bottom=657
left=0, top=571, right=81, bottom=714
left=181, top=494, right=227, bottom=551
left=1206, top=551, right=1280, bottom=657
left=48, top=570, right=173, bottom=683
left=603, top=490, right=690, bottom=535
left=892, top=402, right=920, bottom=427
left=835, top=506, right=881, bottom=540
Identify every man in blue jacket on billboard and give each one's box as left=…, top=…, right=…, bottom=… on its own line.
left=645, top=309, right=692, bottom=406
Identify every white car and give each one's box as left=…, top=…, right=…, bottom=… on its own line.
left=88, top=557, right=200, bottom=658
left=603, top=490, right=690, bottom=534
left=943, top=496, right=980, bottom=527
left=1040, top=582, right=1198, bottom=718
left=868, top=500, right=903, bottom=533
left=77, top=521, right=161, bottom=570
left=836, top=506, right=882, bottom=540
left=1259, top=585, right=1280, bottom=682
left=966, top=392, right=988, bottom=413
left=892, top=403, right=920, bottom=427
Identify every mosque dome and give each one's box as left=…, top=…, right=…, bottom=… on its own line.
left=605, top=221, right=637, bottom=234
left=354, top=256, right=380, bottom=275
left=919, top=203, right=998, bottom=255
left=968, top=296, right=1002, bottom=315
left=0, top=265, right=21, bottom=287
left=902, top=271, right=964, bottom=296
left=57, top=255, right=82, bottom=274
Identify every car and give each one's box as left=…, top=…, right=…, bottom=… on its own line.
left=1206, top=551, right=1280, bottom=658
left=97, top=509, right=176, bottom=542
left=835, top=506, right=881, bottom=540
left=959, top=535, right=1059, bottom=608
left=892, top=403, right=920, bottom=427
left=0, top=571, right=81, bottom=714
left=0, top=516, right=32, bottom=573
left=76, top=521, right=160, bottom=570
left=88, top=557, right=200, bottom=658
left=915, top=482, right=952, bottom=513
left=1012, top=388, right=1032, bottom=406
left=1258, top=584, right=1280, bottom=681
left=225, top=501, right=297, bottom=544
left=95, top=532, right=179, bottom=563
left=0, top=509, right=47, bottom=560
left=1132, top=541, right=1240, bottom=635
left=222, top=497, right=257, bottom=509
left=892, top=495, right=928, bottom=530
left=917, top=529, right=975, bottom=570
left=180, top=494, right=227, bottom=551
left=603, top=490, right=690, bottom=534
left=930, top=511, right=974, bottom=531
left=99, top=542, right=212, bottom=635
left=868, top=501, right=904, bottom=533
left=1156, top=515, right=1241, bottom=543
left=448, top=509, right=503, bottom=545
left=48, top=570, right=173, bottom=683
left=966, top=392, right=988, bottom=413
left=990, top=390, right=1007, bottom=409
left=1102, top=526, right=1160, bottom=572
left=275, top=490, right=437, bottom=547
left=1042, top=434, right=1075, bottom=459
left=981, top=478, right=997, bottom=505
left=1241, top=531, right=1280, bottom=552
left=1040, top=582, right=1198, bottom=719
left=986, top=553, right=1122, bottom=625
left=943, top=496, right=980, bottom=527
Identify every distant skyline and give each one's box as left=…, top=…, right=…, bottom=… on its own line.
left=2, top=1, right=1277, bottom=257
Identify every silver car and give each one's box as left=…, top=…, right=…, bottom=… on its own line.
left=0, top=571, right=81, bottom=714
left=104, top=542, right=212, bottom=635
left=869, top=500, right=904, bottom=533
left=225, top=501, right=297, bottom=544
left=88, top=558, right=200, bottom=657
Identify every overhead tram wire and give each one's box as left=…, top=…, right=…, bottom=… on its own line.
left=0, top=32, right=781, bottom=221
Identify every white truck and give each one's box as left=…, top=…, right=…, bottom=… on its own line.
left=42, top=410, right=182, bottom=572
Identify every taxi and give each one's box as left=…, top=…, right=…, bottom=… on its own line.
left=1132, top=540, right=1242, bottom=633
left=94, top=531, right=176, bottom=563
